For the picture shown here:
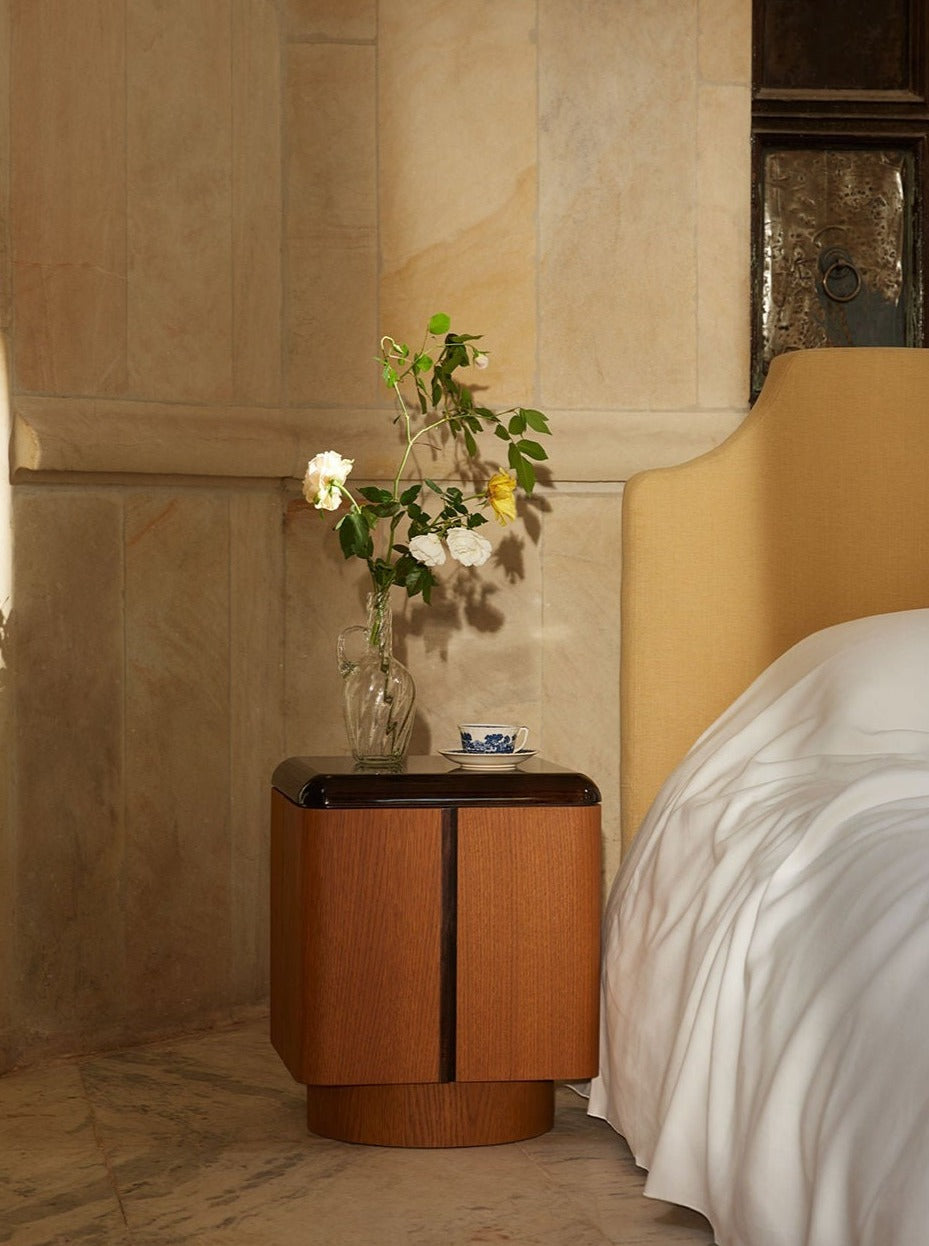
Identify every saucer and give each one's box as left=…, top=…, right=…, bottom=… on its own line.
left=439, top=748, right=537, bottom=771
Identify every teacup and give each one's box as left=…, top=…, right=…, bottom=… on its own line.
left=458, top=723, right=530, bottom=754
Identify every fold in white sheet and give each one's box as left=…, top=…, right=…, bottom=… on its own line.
left=589, top=609, right=929, bottom=1246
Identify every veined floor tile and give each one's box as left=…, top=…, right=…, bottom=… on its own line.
left=0, top=1021, right=717, bottom=1246
left=523, top=1091, right=716, bottom=1245
left=0, top=1063, right=133, bottom=1246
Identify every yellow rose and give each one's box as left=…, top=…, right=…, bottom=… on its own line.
left=486, top=471, right=517, bottom=524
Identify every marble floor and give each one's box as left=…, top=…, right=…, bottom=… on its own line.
left=0, top=1018, right=716, bottom=1246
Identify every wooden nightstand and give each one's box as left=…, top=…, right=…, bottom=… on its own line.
left=270, top=755, right=601, bottom=1147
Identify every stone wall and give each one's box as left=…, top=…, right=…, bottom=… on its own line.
left=0, top=0, right=750, bottom=1070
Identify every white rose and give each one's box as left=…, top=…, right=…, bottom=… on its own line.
left=473, top=351, right=489, bottom=369
left=447, top=526, right=492, bottom=567
left=303, top=451, right=353, bottom=511
left=409, top=533, right=446, bottom=567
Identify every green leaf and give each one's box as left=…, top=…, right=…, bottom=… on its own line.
left=424, top=479, right=444, bottom=495
left=508, top=443, right=537, bottom=493
left=521, top=408, right=550, bottom=434
left=413, top=352, right=432, bottom=374
left=442, top=342, right=470, bottom=372
left=516, top=438, right=548, bottom=461
left=494, top=424, right=510, bottom=442
left=508, top=412, right=527, bottom=436
left=337, top=511, right=374, bottom=559
left=359, top=485, right=393, bottom=504
left=399, top=484, right=421, bottom=506
left=463, top=429, right=477, bottom=458
left=428, top=312, right=451, bottom=336
left=370, top=560, right=397, bottom=593
left=404, top=563, right=435, bottom=602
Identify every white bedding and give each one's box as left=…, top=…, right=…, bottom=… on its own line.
left=588, top=609, right=929, bottom=1246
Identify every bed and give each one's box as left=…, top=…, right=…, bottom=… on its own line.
left=587, top=347, right=929, bottom=1246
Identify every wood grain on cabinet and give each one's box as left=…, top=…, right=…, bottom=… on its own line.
left=455, top=804, right=601, bottom=1082
left=305, top=1080, right=554, bottom=1148
left=270, top=790, right=442, bottom=1085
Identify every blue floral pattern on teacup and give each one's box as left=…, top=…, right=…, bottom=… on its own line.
left=461, top=731, right=517, bottom=754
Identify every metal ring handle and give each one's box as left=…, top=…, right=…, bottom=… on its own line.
left=822, top=258, right=861, bottom=303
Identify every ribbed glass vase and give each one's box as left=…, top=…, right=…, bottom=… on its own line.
left=337, top=588, right=416, bottom=768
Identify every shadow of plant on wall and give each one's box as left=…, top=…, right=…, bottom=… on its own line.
left=397, top=479, right=555, bottom=660
left=334, top=443, right=554, bottom=665
left=401, top=567, right=506, bottom=662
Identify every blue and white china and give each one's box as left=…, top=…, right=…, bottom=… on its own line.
left=439, top=748, right=537, bottom=771
left=457, top=723, right=530, bottom=754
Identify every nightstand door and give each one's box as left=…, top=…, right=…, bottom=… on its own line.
left=455, top=804, right=601, bottom=1082
left=270, top=792, right=443, bottom=1085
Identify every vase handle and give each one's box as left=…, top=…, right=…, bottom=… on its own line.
left=337, top=624, right=367, bottom=678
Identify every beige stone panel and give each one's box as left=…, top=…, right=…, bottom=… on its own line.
left=283, top=493, right=358, bottom=757
left=285, top=44, right=378, bottom=406
left=232, top=0, right=283, bottom=404
left=10, top=0, right=127, bottom=395
left=378, top=1, right=538, bottom=406
left=539, top=0, right=699, bottom=410
left=288, top=238, right=380, bottom=406
left=542, top=488, right=623, bottom=883
left=700, top=0, right=751, bottom=84
left=126, top=0, right=234, bottom=402
left=697, top=84, right=752, bottom=410
left=13, top=394, right=744, bottom=483
left=0, top=0, right=12, bottom=335
left=124, top=490, right=233, bottom=1029
left=14, top=395, right=301, bottom=480
left=2, top=375, right=13, bottom=1069
left=11, top=489, right=126, bottom=1046
left=0, top=618, right=10, bottom=1068
left=542, top=408, right=742, bottom=480
left=229, top=486, right=285, bottom=1001
left=285, top=0, right=376, bottom=39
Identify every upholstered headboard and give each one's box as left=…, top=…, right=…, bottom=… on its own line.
left=620, top=347, right=929, bottom=854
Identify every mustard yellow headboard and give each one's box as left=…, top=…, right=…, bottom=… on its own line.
left=620, top=346, right=929, bottom=854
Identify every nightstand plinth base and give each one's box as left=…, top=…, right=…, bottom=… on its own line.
left=305, top=1080, right=554, bottom=1148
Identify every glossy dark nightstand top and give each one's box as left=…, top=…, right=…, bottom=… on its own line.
left=272, top=755, right=601, bottom=809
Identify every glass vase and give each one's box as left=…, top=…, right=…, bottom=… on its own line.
left=337, top=588, right=416, bottom=768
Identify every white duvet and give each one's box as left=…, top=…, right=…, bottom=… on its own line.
left=588, top=609, right=929, bottom=1246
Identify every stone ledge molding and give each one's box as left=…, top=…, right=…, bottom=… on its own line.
left=10, top=396, right=744, bottom=485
